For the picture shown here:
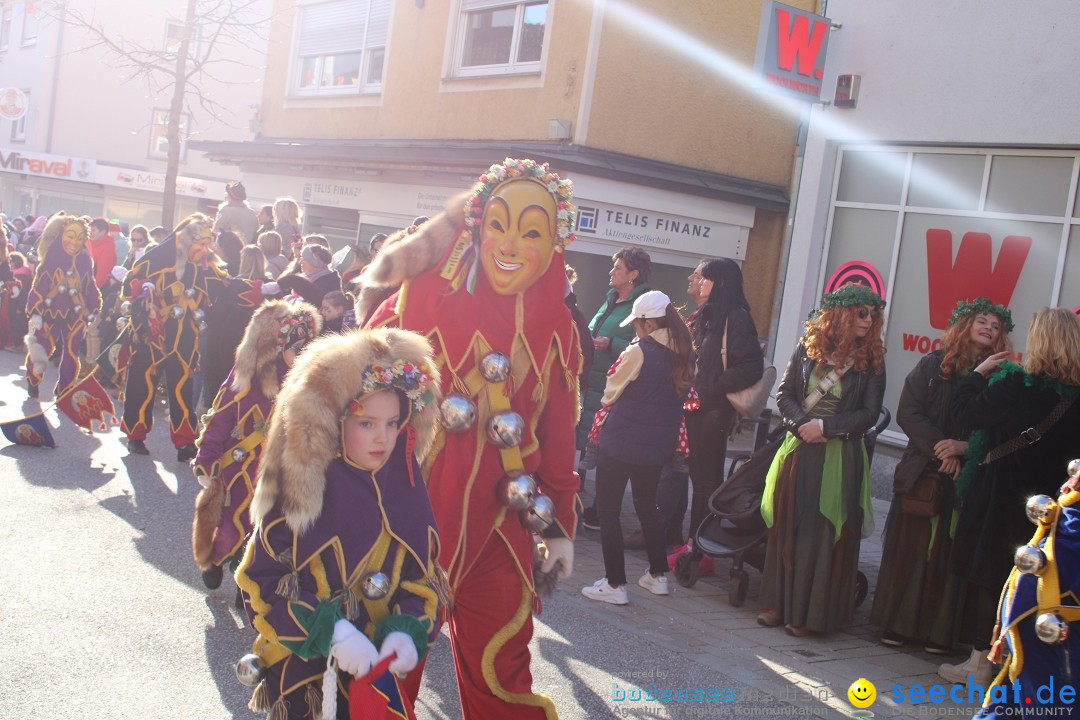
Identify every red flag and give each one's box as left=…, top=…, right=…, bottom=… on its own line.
left=57, top=374, right=117, bottom=432
left=349, top=656, right=416, bottom=720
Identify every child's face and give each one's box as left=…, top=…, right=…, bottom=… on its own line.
left=320, top=300, right=344, bottom=322
left=342, top=390, right=400, bottom=471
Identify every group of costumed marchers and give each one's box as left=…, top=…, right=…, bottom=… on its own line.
left=24, top=213, right=102, bottom=399
left=191, top=299, right=321, bottom=591
left=234, top=328, right=445, bottom=719
left=357, top=158, right=581, bottom=719
left=119, top=213, right=270, bottom=460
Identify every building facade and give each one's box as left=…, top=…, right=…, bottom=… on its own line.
left=773, top=0, right=1080, bottom=442
left=193, top=0, right=817, bottom=331
left=0, top=0, right=269, bottom=229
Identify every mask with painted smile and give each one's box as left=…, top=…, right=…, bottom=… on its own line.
left=61, top=221, right=87, bottom=256
left=479, top=178, right=557, bottom=296
left=188, top=226, right=213, bottom=264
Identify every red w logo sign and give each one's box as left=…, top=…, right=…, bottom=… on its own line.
left=925, top=229, right=1031, bottom=330
left=775, top=8, right=828, bottom=79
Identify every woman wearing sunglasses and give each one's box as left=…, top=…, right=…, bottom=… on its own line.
left=758, top=283, right=886, bottom=637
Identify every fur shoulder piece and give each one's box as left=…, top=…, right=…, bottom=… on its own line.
left=250, top=328, right=442, bottom=533
left=38, top=213, right=88, bottom=262
left=355, top=193, right=469, bottom=320
left=230, top=299, right=322, bottom=399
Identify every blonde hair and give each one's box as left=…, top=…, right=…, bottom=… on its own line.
left=1024, top=307, right=1080, bottom=386
left=238, top=244, right=267, bottom=280
left=257, top=230, right=282, bottom=257
left=272, top=197, right=301, bottom=228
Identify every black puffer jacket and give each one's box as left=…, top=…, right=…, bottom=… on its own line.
left=694, top=306, right=764, bottom=422
left=776, top=343, right=885, bottom=439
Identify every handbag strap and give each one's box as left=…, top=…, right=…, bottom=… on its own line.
left=802, top=358, right=854, bottom=414
left=981, top=393, right=1078, bottom=465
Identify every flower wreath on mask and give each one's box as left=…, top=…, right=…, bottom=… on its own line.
left=463, top=157, right=577, bottom=250
left=278, top=304, right=319, bottom=353
left=948, top=297, right=1014, bottom=333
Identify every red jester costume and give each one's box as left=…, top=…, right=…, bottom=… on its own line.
left=362, top=159, right=581, bottom=719
left=25, top=214, right=102, bottom=399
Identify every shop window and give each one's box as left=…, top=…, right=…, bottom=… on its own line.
left=293, top=0, right=390, bottom=95
left=1060, top=226, right=1080, bottom=312
left=453, top=0, right=547, bottom=77
left=149, top=109, right=190, bottom=160
left=835, top=150, right=905, bottom=205
left=985, top=155, right=1074, bottom=217
left=1, top=7, right=12, bottom=52
left=906, top=153, right=983, bottom=211
left=9, top=90, right=28, bottom=142
left=21, top=4, right=38, bottom=46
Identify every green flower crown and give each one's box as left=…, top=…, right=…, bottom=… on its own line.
left=353, top=359, right=436, bottom=415
left=815, top=283, right=886, bottom=315
left=948, top=297, right=1014, bottom=332
left=464, top=158, right=576, bottom=251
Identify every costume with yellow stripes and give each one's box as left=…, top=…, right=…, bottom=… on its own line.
left=362, top=159, right=581, bottom=720
left=191, top=300, right=320, bottom=575
left=120, top=213, right=262, bottom=449
left=24, top=214, right=102, bottom=397
left=236, top=328, right=444, bottom=719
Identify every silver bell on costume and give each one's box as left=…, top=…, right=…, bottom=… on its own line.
left=496, top=473, right=537, bottom=511
left=360, top=572, right=390, bottom=600
left=235, top=653, right=266, bottom=687
left=120, top=300, right=131, bottom=316
left=439, top=395, right=477, bottom=433
left=198, top=321, right=208, bottom=331
left=66, top=269, right=75, bottom=277
left=193, top=308, right=205, bottom=322
left=1068, top=458, right=1080, bottom=479
left=171, top=304, right=185, bottom=319
left=1013, top=545, right=1047, bottom=575
left=1034, top=613, right=1069, bottom=644
left=45, top=297, right=52, bottom=307
left=74, top=305, right=82, bottom=314
left=57, top=284, right=68, bottom=293
left=185, top=287, right=197, bottom=298
left=116, top=316, right=129, bottom=331
left=1026, top=495, right=1058, bottom=526
left=231, top=448, right=247, bottom=463
left=479, top=352, right=511, bottom=383
left=524, top=494, right=556, bottom=532
left=68, top=287, right=78, bottom=296
left=487, top=411, right=525, bottom=449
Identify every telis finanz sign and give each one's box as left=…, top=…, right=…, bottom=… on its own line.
left=753, top=1, right=832, bottom=102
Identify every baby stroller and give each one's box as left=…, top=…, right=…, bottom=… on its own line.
left=673, top=407, right=891, bottom=608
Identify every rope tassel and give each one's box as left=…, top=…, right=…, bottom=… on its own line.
left=321, top=656, right=338, bottom=720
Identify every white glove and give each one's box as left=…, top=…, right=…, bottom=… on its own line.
left=330, top=619, right=378, bottom=678
left=378, top=631, right=419, bottom=676
left=9, top=285, right=18, bottom=299
left=260, top=281, right=279, bottom=296
left=31, top=314, right=43, bottom=330
left=540, top=537, right=574, bottom=581
left=194, top=469, right=212, bottom=488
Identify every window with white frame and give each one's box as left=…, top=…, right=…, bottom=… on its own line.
left=9, top=92, right=28, bottom=142
left=20, top=4, right=38, bottom=46
left=149, top=109, right=189, bottom=159
left=453, top=0, right=548, bottom=77
left=1, top=7, right=12, bottom=52
left=294, top=0, right=390, bottom=95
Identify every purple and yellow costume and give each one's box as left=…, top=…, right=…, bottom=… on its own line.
left=24, top=214, right=102, bottom=397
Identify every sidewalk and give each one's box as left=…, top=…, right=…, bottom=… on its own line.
left=572, top=425, right=983, bottom=719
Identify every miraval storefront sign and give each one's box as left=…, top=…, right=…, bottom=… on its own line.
left=0, top=148, right=96, bottom=180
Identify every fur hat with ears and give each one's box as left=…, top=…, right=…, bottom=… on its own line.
left=250, top=327, right=442, bottom=533
left=354, top=192, right=470, bottom=322
left=230, top=299, right=322, bottom=400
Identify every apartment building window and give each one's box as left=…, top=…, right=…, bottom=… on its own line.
left=454, top=0, right=547, bottom=77
left=165, top=19, right=202, bottom=60
left=9, top=90, right=28, bottom=142
left=1, top=7, right=12, bottom=52
left=149, top=109, right=189, bottom=160
left=294, top=0, right=390, bottom=95
left=21, top=4, right=38, bottom=46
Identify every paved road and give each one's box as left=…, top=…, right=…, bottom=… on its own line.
left=0, top=349, right=970, bottom=719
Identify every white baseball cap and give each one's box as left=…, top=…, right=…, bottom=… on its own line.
left=620, top=290, right=671, bottom=326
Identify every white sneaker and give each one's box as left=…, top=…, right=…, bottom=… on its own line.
left=581, top=578, right=629, bottom=605
left=938, top=648, right=993, bottom=685
left=638, top=571, right=670, bottom=596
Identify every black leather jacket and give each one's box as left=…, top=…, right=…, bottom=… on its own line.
left=776, top=343, right=885, bottom=440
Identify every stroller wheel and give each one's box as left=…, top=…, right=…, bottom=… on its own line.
left=854, top=571, right=869, bottom=608
left=728, top=568, right=749, bottom=607
left=674, top=549, right=700, bottom=588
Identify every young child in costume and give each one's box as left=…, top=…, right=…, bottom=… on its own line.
left=24, top=213, right=103, bottom=399
left=359, top=158, right=580, bottom=719
left=235, top=328, right=444, bottom=719
left=192, top=299, right=321, bottom=592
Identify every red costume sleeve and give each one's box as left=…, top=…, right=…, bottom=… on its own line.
left=534, top=355, right=580, bottom=540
